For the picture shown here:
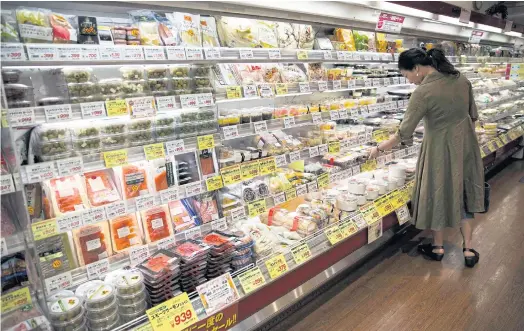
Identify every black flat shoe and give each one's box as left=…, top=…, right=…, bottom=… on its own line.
left=463, top=248, right=479, bottom=268
left=417, top=243, right=444, bottom=261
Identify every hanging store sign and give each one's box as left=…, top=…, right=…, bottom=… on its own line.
left=469, top=30, right=484, bottom=44
left=376, top=13, right=405, bottom=33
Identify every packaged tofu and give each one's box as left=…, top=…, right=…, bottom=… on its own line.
left=200, top=16, right=220, bottom=47
left=109, top=214, right=142, bottom=252
left=46, top=175, right=89, bottom=216
left=172, top=12, right=201, bottom=47
left=118, top=162, right=151, bottom=200
left=140, top=205, right=174, bottom=243
left=84, top=169, right=121, bottom=207
left=73, top=222, right=113, bottom=266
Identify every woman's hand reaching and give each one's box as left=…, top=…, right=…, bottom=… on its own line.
left=368, top=146, right=380, bottom=159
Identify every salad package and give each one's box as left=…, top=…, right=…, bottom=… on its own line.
left=16, top=7, right=53, bottom=43
left=217, top=16, right=278, bottom=48
left=353, top=30, right=376, bottom=52
left=171, top=12, right=201, bottom=47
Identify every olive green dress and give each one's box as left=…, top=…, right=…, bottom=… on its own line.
left=398, top=71, right=485, bottom=230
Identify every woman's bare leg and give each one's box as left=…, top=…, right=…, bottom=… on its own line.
left=460, top=219, right=475, bottom=257
left=432, top=230, right=445, bottom=254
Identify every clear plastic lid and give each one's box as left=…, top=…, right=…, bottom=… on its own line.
left=73, top=137, right=101, bottom=152
left=122, top=80, right=149, bottom=94
left=128, top=130, right=154, bottom=146
left=100, top=119, right=128, bottom=135
left=99, top=79, right=123, bottom=95
left=75, top=280, right=104, bottom=300
left=62, top=67, right=93, bottom=83
left=70, top=122, right=100, bottom=139
left=128, top=118, right=153, bottom=132
left=193, top=77, right=212, bottom=88
left=171, top=77, right=191, bottom=90
left=117, top=297, right=147, bottom=315
left=101, top=134, right=129, bottom=150
left=85, top=284, right=115, bottom=309
left=114, top=271, right=144, bottom=295
left=155, top=125, right=176, bottom=141
left=147, top=78, right=169, bottom=92
left=120, top=66, right=144, bottom=80
left=174, top=239, right=210, bottom=262
left=146, top=65, right=168, bottom=79
left=116, top=287, right=146, bottom=306
left=49, top=296, right=83, bottom=322
left=170, top=65, right=190, bottom=78
left=155, top=114, right=175, bottom=127
left=191, top=65, right=212, bottom=77
left=87, top=306, right=118, bottom=329
left=39, top=141, right=73, bottom=159
left=68, top=82, right=99, bottom=97
left=86, top=297, right=118, bottom=320
left=36, top=124, right=71, bottom=142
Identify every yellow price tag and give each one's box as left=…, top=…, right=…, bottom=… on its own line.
left=480, top=149, right=486, bottom=158
left=285, top=188, right=297, bottom=201
left=317, top=173, right=330, bottom=188
left=205, top=175, right=223, bottom=191
left=146, top=292, right=198, bottom=331
left=265, top=254, right=289, bottom=279
left=389, top=190, right=404, bottom=210
left=220, top=165, right=242, bottom=186
left=197, top=135, right=215, bottom=150
left=361, top=159, right=377, bottom=172
left=487, top=140, right=497, bottom=152
left=105, top=99, right=128, bottom=117
left=143, top=143, right=165, bottom=160
left=1, top=287, right=32, bottom=313
left=324, top=226, right=344, bottom=245
left=259, top=157, right=277, bottom=175
left=359, top=203, right=382, bottom=225
left=373, top=193, right=395, bottom=217
left=339, top=221, right=358, bottom=238
left=291, top=243, right=312, bottom=265
left=494, top=137, right=504, bottom=149
left=1, top=110, right=8, bottom=128
left=328, top=141, right=340, bottom=153
left=500, top=134, right=510, bottom=144
left=372, top=129, right=388, bottom=143
left=297, top=50, right=309, bottom=60
left=226, top=86, right=242, bottom=99
left=103, top=149, right=128, bottom=168
left=508, top=130, right=518, bottom=140
left=240, top=160, right=260, bottom=180
left=237, top=267, right=266, bottom=294
left=248, top=199, right=266, bottom=217
left=275, top=83, right=288, bottom=95
left=31, top=219, right=58, bottom=241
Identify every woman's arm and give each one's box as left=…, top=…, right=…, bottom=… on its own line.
left=467, top=80, right=478, bottom=122
left=369, top=89, right=427, bottom=158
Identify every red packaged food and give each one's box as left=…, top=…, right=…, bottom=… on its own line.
left=73, top=222, right=112, bottom=266
left=140, top=206, right=173, bottom=243
left=110, top=214, right=142, bottom=252
left=120, top=163, right=150, bottom=200
left=84, top=170, right=121, bottom=207
left=174, top=240, right=209, bottom=262
left=48, top=175, right=88, bottom=215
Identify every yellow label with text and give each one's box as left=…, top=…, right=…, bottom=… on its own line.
left=328, top=141, right=340, bottom=153
left=265, top=254, right=289, bottom=279
left=220, top=165, right=242, bottom=186
left=106, top=99, right=128, bottom=117
left=361, top=159, right=377, bottom=172
left=494, top=137, right=504, bottom=149
left=205, top=175, right=224, bottom=191
left=487, top=140, right=498, bottom=152
left=146, top=292, right=198, bottom=331
left=317, top=173, right=330, bottom=188
left=480, top=149, right=486, bottom=158
left=144, top=143, right=165, bottom=160
left=103, top=149, right=128, bottom=167
left=237, top=267, right=266, bottom=294
left=285, top=188, right=297, bottom=201
left=197, top=135, right=215, bottom=150
left=500, top=134, right=510, bottom=144
left=248, top=199, right=266, bottom=217
left=374, top=193, right=395, bottom=217
left=275, top=83, right=288, bottom=95
left=359, top=203, right=382, bottom=225
left=226, top=86, right=242, bottom=99
left=325, top=226, right=344, bottom=245
left=291, top=243, right=312, bottom=265
left=1, top=287, right=32, bottom=313
left=339, top=221, right=358, bottom=238
left=32, top=219, right=58, bottom=241
left=259, top=157, right=277, bottom=175
left=297, top=50, right=309, bottom=60
left=389, top=190, right=404, bottom=210
left=240, top=160, right=260, bottom=180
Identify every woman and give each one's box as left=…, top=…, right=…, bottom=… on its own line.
left=368, top=48, right=485, bottom=267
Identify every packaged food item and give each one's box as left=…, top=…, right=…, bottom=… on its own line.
left=353, top=30, right=376, bottom=51
left=62, top=67, right=93, bottom=84
left=200, top=16, right=220, bottom=47
left=119, top=163, right=150, bottom=199
left=172, top=77, right=191, bottom=90
left=217, top=16, right=278, bottom=48
left=151, top=158, right=176, bottom=192
left=114, top=271, right=145, bottom=296
left=50, top=12, right=77, bottom=43
left=73, top=222, right=112, bottom=266
left=84, top=170, right=121, bottom=207
left=137, top=21, right=161, bottom=45
left=48, top=296, right=83, bottom=323
left=97, top=25, right=114, bottom=44
left=157, top=15, right=179, bottom=46
left=146, top=65, right=168, bottom=79
left=141, top=205, right=173, bottom=242
left=78, top=16, right=97, bottom=36
left=281, top=63, right=308, bottom=83
left=1, top=252, right=29, bottom=293
left=174, top=239, right=210, bottom=262
left=35, top=233, right=76, bottom=278
left=109, top=214, right=142, bottom=252
left=1, top=11, right=20, bottom=42
left=111, top=26, right=126, bottom=40
left=169, top=200, right=194, bottom=231
left=120, top=66, right=144, bottom=80
left=15, top=7, right=52, bottom=43
left=84, top=283, right=115, bottom=310
left=99, top=79, right=123, bottom=95
left=190, top=192, right=219, bottom=223
left=47, top=175, right=89, bottom=215
left=75, top=280, right=104, bottom=300
left=172, top=12, right=201, bottom=47
left=126, top=26, right=140, bottom=42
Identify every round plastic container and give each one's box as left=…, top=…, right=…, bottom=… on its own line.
left=118, top=296, right=147, bottom=315
left=49, top=296, right=84, bottom=322
left=117, top=287, right=146, bottom=306
left=115, top=271, right=144, bottom=296
left=75, top=280, right=104, bottom=301
left=88, top=315, right=120, bottom=331
left=87, top=305, right=119, bottom=328
left=86, top=297, right=118, bottom=320
left=120, top=309, right=146, bottom=324
left=85, top=284, right=116, bottom=310
left=52, top=315, right=87, bottom=331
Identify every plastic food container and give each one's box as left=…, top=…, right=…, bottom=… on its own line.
left=118, top=297, right=147, bottom=315
left=101, top=135, right=128, bottom=150
left=140, top=206, right=173, bottom=243
left=101, top=119, right=127, bottom=135
left=146, top=65, right=168, bottom=79
left=120, top=309, right=145, bottom=324
left=99, top=79, right=123, bottom=95
left=72, top=223, right=112, bottom=266
left=194, top=77, right=211, bottom=88
left=75, top=280, right=104, bottom=301
left=111, top=27, right=127, bottom=40
left=191, top=65, right=212, bottom=77
left=117, top=289, right=146, bottom=306
left=172, top=77, right=191, bottom=90
left=4, top=83, right=30, bottom=100
left=87, top=308, right=119, bottom=329
left=87, top=315, right=120, bottom=331
left=128, top=130, right=154, bottom=146
left=70, top=122, right=100, bottom=139
left=68, top=82, right=99, bottom=97
left=170, top=65, right=190, bottom=78
left=122, top=80, right=149, bottom=94
left=128, top=119, right=152, bottom=132
left=178, top=109, right=199, bottom=123
left=120, top=66, right=144, bottom=80
left=198, top=109, right=215, bottom=121
left=85, top=297, right=117, bottom=319
left=109, top=214, right=142, bottom=252
left=39, top=141, right=73, bottom=160
left=173, top=89, right=193, bottom=95
left=175, top=122, right=197, bottom=138
left=174, top=240, right=210, bottom=263
left=198, top=120, right=216, bottom=134
left=155, top=125, right=176, bottom=141
left=148, top=78, right=169, bottom=92
left=62, top=68, right=93, bottom=83
left=114, top=271, right=144, bottom=296
left=2, top=69, right=21, bottom=83
left=73, top=137, right=101, bottom=152
left=49, top=296, right=84, bottom=322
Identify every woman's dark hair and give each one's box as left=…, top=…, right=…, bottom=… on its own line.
left=398, top=48, right=459, bottom=75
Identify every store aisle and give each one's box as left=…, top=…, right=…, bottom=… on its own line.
left=282, top=160, right=524, bottom=331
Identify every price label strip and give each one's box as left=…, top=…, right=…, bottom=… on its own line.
left=205, top=175, right=224, bottom=191
left=220, top=165, right=242, bottom=186
left=265, top=253, right=289, bottom=279
left=146, top=292, right=198, bottom=331
left=237, top=267, right=266, bottom=294
left=373, top=193, right=395, bottom=217
left=359, top=203, right=382, bottom=225
left=291, top=243, right=312, bottom=265
left=1, top=287, right=32, bottom=313
left=248, top=199, right=266, bottom=218
left=324, top=226, right=344, bottom=245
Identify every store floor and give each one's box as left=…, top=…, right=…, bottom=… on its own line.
left=277, top=160, right=524, bottom=331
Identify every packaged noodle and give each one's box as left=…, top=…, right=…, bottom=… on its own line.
left=84, top=169, right=121, bottom=207
left=119, top=162, right=150, bottom=200
left=46, top=175, right=89, bottom=216
left=334, top=28, right=356, bottom=51
left=141, top=205, right=173, bottom=243
left=200, top=16, right=220, bottom=47
left=109, top=214, right=142, bottom=252
left=73, top=222, right=112, bottom=266
left=172, top=12, right=201, bottom=47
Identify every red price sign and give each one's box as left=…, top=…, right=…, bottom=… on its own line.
left=376, top=12, right=405, bottom=33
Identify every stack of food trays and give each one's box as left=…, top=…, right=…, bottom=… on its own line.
left=230, top=231, right=256, bottom=271
left=138, top=250, right=181, bottom=307
left=48, top=296, right=86, bottom=331
left=174, top=240, right=210, bottom=293
left=113, top=271, right=148, bottom=323
left=202, top=232, right=235, bottom=279
left=84, top=284, right=120, bottom=331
